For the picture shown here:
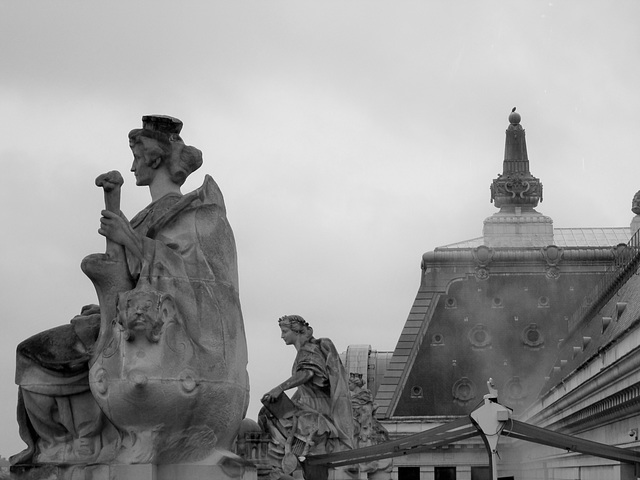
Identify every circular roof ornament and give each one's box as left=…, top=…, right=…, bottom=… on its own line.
left=468, top=324, right=492, bottom=349
left=452, top=377, right=476, bottom=405
left=522, top=323, right=544, bottom=349
left=503, top=376, right=527, bottom=404
left=509, top=107, right=521, bottom=125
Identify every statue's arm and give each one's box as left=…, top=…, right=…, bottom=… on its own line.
left=262, top=369, right=314, bottom=403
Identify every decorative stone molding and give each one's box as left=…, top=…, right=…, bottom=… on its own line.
left=537, top=296, right=550, bottom=308
left=410, top=386, right=424, bottom=399
left=541, top=245, right=563, bottom=266
left=468, top=324, right=492, bottom=349
left=491, top=172, right=544, bottom=207
left=489, top=112, right=543, bottom=209
left=475, top=267, right=490, bottom=281
left=522, top=323, right=544, bottom=350
left=444, top=297, right=457, bottom=309
left=554, top=382, right=640, bottom=434
left=452, top=377, right=476, bottom=406
left=541, top=246, right=563, bottom=279
left=491, top=297, right=504, bottom=309
left=473, top=246, right=494, bottom=268
left=545, top=266, right=560, bottom=279
left=503, top=376, right=527, bottom=405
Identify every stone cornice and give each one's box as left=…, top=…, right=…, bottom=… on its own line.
left=525, top=345, right=640, bottom=428
left=422, top=246, right=616, bottom=272
left=552, top=381, right=640, bottom=434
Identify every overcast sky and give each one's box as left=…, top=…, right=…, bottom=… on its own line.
left=1, top=1, right=639, bottom=459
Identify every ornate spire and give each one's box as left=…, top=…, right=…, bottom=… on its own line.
left=483, top=110, right=553, bottom=247
left=490, top=109, right=543, bottom=211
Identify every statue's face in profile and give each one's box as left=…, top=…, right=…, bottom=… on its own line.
left=130, top=141, right=157, bottom=187
left=279, top=325, right=298, bottom=346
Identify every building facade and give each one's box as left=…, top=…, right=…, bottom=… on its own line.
left=341, top=111, right=638, bottom=480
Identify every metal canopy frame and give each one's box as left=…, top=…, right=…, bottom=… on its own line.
left=307, top=408, right=640, bottom=479
left=307, top=416, right=476, bottom=468
left=503, top=419, right=640, bottom=466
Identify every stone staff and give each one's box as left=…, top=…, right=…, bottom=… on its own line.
left=81, top=170, right=134, bottom=366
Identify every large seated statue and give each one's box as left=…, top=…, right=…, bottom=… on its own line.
left=13, top=115, right=249, bottom=471
left=260, top=315, right=354, bottom=480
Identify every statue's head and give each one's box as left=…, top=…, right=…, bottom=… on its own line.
left=278, top=314, right=313, bottom=343
left=128, top=115, right=203, bottom=186
left=349, top=372, right=364, bottom=391
left=632, top=190, right=640, bottom=215
left=117, top=285, right=177, bottom=343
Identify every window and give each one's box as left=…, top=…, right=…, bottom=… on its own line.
left=471, top=466, right=490, bottom=480
left=435, top=466, right=456, bottom=480
left=398, top=466, right=421, bottom=480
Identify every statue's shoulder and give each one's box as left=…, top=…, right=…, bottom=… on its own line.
left=317, top=337, right=339, bottom=356
left=161, top=176, right=226, bottom=231
left=299, top=339, right=323, bottom=356
left=191, top=175, right=226, bottom=212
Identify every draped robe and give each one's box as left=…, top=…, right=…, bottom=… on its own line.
left=14, top=175, right=249, bottom=465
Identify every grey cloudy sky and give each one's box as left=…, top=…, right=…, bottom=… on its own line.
left=1, top=1, right=639, bottom=458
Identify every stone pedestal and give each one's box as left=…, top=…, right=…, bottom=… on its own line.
left=483, top=208, right=554, bottom=247
left=10, top=460, right=257, bottom=480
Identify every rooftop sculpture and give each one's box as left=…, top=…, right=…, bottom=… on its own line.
left=12, top=115, right=250, bottom=478
left=260, top=315, right=354, bottom=480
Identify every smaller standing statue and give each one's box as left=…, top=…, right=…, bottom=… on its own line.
left=346, top=373, right=391, bottom=479
left=260, top=315, right=354, bottom=480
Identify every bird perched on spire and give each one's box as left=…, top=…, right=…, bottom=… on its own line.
left=512, top=107, right=517, bottom=113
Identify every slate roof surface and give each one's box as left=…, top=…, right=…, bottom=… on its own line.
left=375, top=226, right=634, bottom=419
left=440, top=227, right=630, bottom=249
left=537, top=258, right=640, bottom=406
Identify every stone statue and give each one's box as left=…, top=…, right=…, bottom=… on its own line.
left=346, top=373, right=391, bottom=479
left=12, top=116, right=249, bottom=473
left=632, top=190, right=640, bottom=215
left=259, top=315, right=354, bottom=480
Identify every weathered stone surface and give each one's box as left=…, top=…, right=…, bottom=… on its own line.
left=345, top=373, right=392, bottom=478
left=13, top=115, right=249, bottom=469
left=259, top=315, right=354, bottom=479
left=490, top=109, right=543, bottom=211
left=9, top=456, right=256, bottom=480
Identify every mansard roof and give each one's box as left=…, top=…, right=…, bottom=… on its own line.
left=523, top=230, right=640, bottom=433
left=373, top=110, right=636, bottom=420
left=374, top=236, right=627, bottom=419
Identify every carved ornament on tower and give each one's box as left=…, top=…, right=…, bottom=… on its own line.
left=490, top=109, right=543, bottom=210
